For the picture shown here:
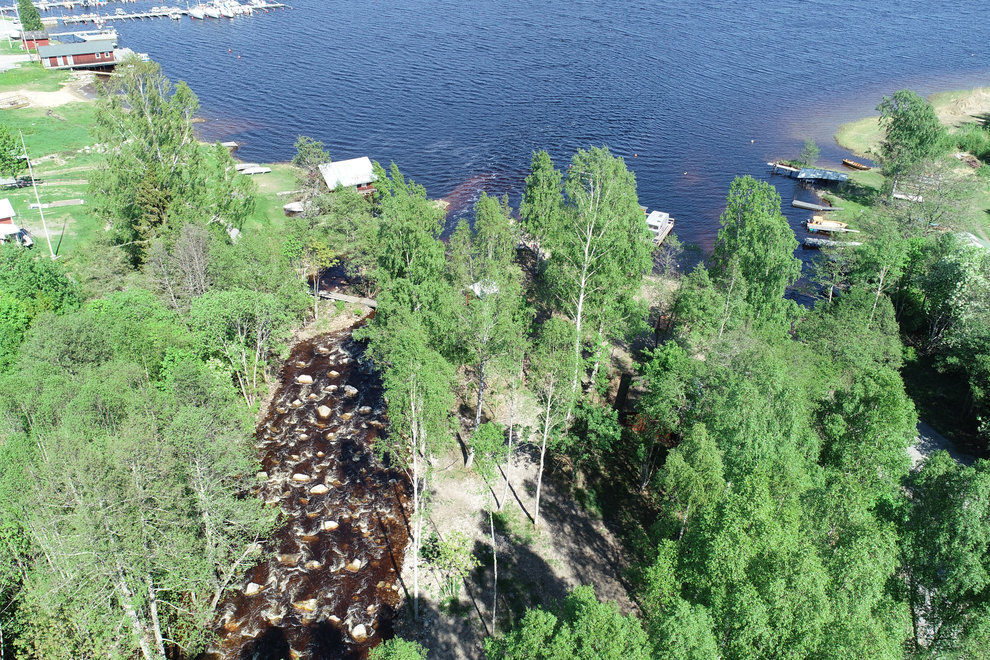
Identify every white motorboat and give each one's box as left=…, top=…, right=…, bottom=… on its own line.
left=188, top=6, right=206, bottom=19
left=204, top=4, right=221, bottom=18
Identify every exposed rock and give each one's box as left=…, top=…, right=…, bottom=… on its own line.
left=317, top=405, right=332, bottom=418
left=316, top=451, right=325, bottom=458
left=340, top=412, right=353, bottom=421
left=324, top=384, right=338, bottom=392
left=351, top=624, right=368, bottom=642
left=297, top=374, right=314, bottom=384
left=244, top=582, right=263, bottom=596
left=343, top=385, right=358, bottom=397
left=293, top=598, right=318, bottom=613
left=358, top=406, right=372, bottom=415
left=277, top=554, right=299, bottom=567
left=309, top=484, right=330, bottom=495
left=291, top=399, right=303, bottom=408
left=291, top=473, right=311, bottom=482
left=304, top=560, right=322, bottom=570
left=323, top=520, right=339, bottom=531
left=328, top=370, right=340, bottom=378
left=345, top=559, right=363, bottom=572
left=328, top=614, right=341, bottom=624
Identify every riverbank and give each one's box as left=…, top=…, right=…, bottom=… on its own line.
left=828, top=86, right=990, bottom=244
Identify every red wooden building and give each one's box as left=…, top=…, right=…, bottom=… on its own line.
left=21, top=30, right=49, bottom=51
left=37, top=40, right=115, bottom=70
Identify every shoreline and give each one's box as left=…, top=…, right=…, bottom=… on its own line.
left=835, top=86, right=990, bottom=158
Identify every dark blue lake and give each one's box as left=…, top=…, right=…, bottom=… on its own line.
left=51, top=0, right=989, bottom=250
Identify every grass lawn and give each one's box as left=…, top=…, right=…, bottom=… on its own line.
left=0, top=61, right=70, bottom=94
left=243, top=162, right=301, bottom=232
left=835, top=116, right=882, bottom=158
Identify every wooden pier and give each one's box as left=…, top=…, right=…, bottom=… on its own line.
left=792, top=199, right=843, bottom=212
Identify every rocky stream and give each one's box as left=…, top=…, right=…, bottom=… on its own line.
left=206, top=328, right=411, bottom=660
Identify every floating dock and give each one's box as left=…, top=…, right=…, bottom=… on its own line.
left=803, top=237, right=862, bottom=250
left=768, top=162, right=849, bottom=183
left=792, top=199, right=843, bottom=212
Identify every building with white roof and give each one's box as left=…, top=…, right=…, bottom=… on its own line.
left=318, top=157, right=377, bottom=194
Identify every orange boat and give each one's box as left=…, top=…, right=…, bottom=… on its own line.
left=842, top=158, right=871, bottom=171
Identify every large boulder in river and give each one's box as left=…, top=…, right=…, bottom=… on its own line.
left=297, top=374, right=314, bottom=384
left=351, top=624, right=368, bottom=642
left=309, top=484, right=330, bottom=495
left=292, top=599, right=318, bottom=613
left=291, top=473, right=312, bottom=483
left=344, top=385, right=358, bottom=398
left=317, top=405, right=332, bottom=418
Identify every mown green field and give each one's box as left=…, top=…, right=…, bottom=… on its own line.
left=0, top=59, right=301, bottom=257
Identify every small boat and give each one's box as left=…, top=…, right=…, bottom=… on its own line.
left=188, top=6, right=206, bottom=19
left=806, top=216, right=848, bottom=233
left=80, top=29, right=117, bottom=41
left=842, top=158, right=871, bottom=171
left=240, top=166, right=272, bottom=175
left=234, top=162, right=260, bottom=171
left=204, top=4, right=221, bottom=18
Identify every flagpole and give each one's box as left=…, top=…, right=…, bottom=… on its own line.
left=19, top=130, right=55, bottom=259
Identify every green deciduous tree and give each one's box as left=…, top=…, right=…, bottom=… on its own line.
left=520, top=150, right=564, bottom=270
left=17, top=0, right=42, bottom=32
left=370, top=637, right=428, bottom=660
left=449, top=194, right=530, bottom=428
left=877, top=89, right=946, bottom=185
left=543, top=146, right=653, bottom=397
left=711, top=176, right=800, bottom=328
left=362, top=301, right=455, bottom=619
left=190, top=287, right=295, bottom=407
left=530, top=318, right=577, bottom=529
left=91, top=60, right=253, bottom=264
left=900, top=452, right=990, bottom=657
left=0, top=123, right=26, bottom=178
left=485, top=585, right=651, bottom=660
left=0, top=293, right=273, bottom=659
left=799, top=138, right=820, bottom=167
left=372, top=162, right=446, bottom=287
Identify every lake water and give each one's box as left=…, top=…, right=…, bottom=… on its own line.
left=52, top=0, right=989, bottom=250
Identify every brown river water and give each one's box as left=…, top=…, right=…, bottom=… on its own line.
left=205, top=329, right=411, bottom=660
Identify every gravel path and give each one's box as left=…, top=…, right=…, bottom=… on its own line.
left=908, top=421, right=976, bottom=468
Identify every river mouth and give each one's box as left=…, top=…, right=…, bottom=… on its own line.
left=206, top=328, right=411, bottom=660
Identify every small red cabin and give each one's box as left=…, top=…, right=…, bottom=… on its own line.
left=21, top=31, right=49, bottom=51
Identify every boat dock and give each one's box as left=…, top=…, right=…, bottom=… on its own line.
left=792, top=199, right=843, bottom=212
left=803, top=237, right=862, bottom=250
left=767, top=162, right=849, bottom=183
left=51, top=3, right=287, bottom=25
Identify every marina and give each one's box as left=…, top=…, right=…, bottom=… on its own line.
left=2, top=1, right=290, bottom=26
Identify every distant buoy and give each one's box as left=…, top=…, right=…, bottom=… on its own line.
left=238, top=55, right=241, bottom=59
left=683, top=172, right=687, bottom=176
left=634, top=153, right=637, bottom=158
left=750, top=139, right=754, bottom=143
left=229, top=48, right=232, bottom=53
